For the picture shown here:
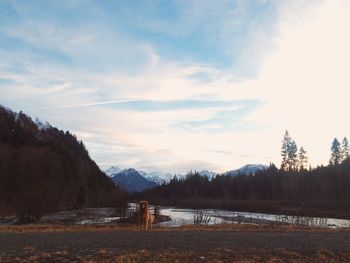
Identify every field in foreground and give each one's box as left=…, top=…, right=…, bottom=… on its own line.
left=1, top=224, right=350, bottom=262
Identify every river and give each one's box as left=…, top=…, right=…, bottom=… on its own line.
left=158, top=206, right=350, bottom=228
left=2, top=205, right=350, bottom=228
left=130, top=203, right=350, bottom=228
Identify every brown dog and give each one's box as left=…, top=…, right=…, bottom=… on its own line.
left=139, top=200, right=155, bottom=230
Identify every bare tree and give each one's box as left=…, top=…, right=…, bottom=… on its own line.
left=193, top=209, right=211, bottom=225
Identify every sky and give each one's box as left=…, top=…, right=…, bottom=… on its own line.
left=1, top=0, right=349, bottom=174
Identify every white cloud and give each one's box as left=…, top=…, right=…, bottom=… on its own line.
left=2, top=0, right=350, bottom=173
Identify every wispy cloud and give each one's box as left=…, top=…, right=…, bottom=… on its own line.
left=29, top=99, right=143, bottom=110
left=205, top=149, right=277, bottom=160
left=1, top=0, right=349, bottom=173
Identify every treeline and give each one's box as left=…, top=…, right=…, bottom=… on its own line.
left=140, top=161, right=350, bottom=203
left=139, top=132, right=350, bottom=217
left=0, top=105, right=127, bottom=223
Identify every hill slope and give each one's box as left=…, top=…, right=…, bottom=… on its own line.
left=0, top=105, right=127, bottom=223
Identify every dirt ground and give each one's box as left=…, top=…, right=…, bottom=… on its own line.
left=1, top=224, right=350, bottom=262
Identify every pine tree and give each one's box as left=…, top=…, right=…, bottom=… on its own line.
left=281, top=130, right=298, bottom=171
left=330, top=138, right=342, bottom=165
left=342, top=137, right=349, bottom=161
left=289, top=140, right=298, bottom=170
left=281, top=131, right=290, bottom=171
left=298, top=146, right=308, bottom=171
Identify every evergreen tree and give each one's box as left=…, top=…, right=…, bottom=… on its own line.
left=289, top=140, right=298, bottom=170
left=298, top=146, right=308, bottom=171
left=330, top=138, right=342, bottom=165
left=281, top=130, right=298, bottom=171
left=281, top=131, right=290, bottom=171
left=342, top=137, right=349, bottom=161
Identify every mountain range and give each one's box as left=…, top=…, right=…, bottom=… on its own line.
left=109, top=168, right=157, bottom=193
left=223, top=164, right=268, bottom=176
left=105, top=166, right=173, bottom=183
left=104, top=164, right=267, bottom=193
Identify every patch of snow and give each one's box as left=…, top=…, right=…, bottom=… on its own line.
left=104, top=166, right=122, bottom=176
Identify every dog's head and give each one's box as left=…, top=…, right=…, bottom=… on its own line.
left=139, top=200, right=149, bottom=211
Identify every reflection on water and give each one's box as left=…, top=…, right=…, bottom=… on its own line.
left=159, top=208, right=228, bottom=226
left=40, top=207, right=120, bottom=225
left=1, top=204, right=350, bottom=228
left=78, top=217, right=120, bottom=225
left=157, top=206, right=350, bottom=228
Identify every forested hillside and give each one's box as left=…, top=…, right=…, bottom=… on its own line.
left=139, top=162, right=350, bottom=217
left=0, top=105, right=127, bottom=223
left=139, top=132, right=350, bottom=218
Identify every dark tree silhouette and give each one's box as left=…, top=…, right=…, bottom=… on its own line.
left=330, top=138, right=342, bottom=165
left=342, top=137, right=349, bottom=161
left=281, top=130, right=298, bottom=171
left=298, top=146, right=308, bottom=171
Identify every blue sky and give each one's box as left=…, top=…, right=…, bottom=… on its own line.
left=0, top=0, right=277, bottom=74
left=1, top=0, right=350, bottom=173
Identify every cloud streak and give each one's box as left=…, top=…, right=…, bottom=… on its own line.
left=1, top=0, right=349, bottom=173
left=30, top=99, right=143, bottom=110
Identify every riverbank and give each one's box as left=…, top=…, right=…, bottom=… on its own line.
left=3, top=204, right=350, bottom=229
left=1, top=222, right=349, bottom=233
left=154, top=199, right=350, bottom=220
left=0, top=206, right=171, bottom=226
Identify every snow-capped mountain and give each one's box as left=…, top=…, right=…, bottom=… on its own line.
left=138, top=170, right=166, bottom=184
left=105, top=166, right=173, bottom=184
left=110, top=168, right=156, bottom=193
left=104, top=164, right=268, bottom=192
left=143, top=171, right=166, bottom=185
left=224, top=164, right=268, bottom=176
left=144, top=171, right=174, bottom=184
left=198, top=170, right=216, bottom=178
left=104, top=166, right=122, bottom=177
left=104, top=165, right=174, bottom=192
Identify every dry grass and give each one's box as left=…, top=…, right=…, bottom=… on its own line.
left=87, top=249, right=350, bottom=263
left=2, top=248, right=350, bottom=263
left=173, top=223, right=350, bottom=232
left=1, top=223, right=349, bottom=262
left=0, top=223, right=141, bottom=233
left=1, top=222, right=349, bottom=233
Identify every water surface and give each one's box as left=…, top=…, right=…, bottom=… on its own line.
left=158, top=206, right=350, bottom=228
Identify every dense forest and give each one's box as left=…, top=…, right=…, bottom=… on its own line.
left=0, top=105, right=127, bottom=223
left=139, top=132, right=350, bottom=218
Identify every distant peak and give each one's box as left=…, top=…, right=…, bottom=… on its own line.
left=104, top=166, right=122, bottom=176
left=224, top=164, right=268, bottom=176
